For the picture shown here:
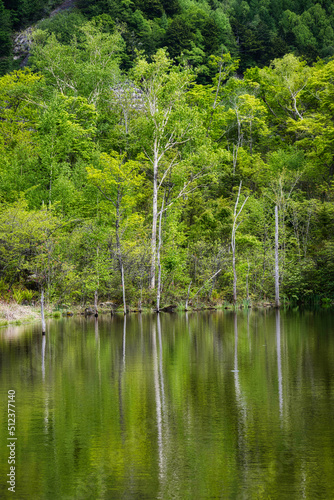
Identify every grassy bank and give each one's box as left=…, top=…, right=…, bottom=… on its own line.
left=0, top=301, right=43, bottom=327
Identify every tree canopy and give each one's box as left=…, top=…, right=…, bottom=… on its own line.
left=0, top=6, right=333, bottom=308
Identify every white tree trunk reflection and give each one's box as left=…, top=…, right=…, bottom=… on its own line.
left=233, top=313, right=249, bottom=482
left=118, top=316, right=126, bottom=440
left=95, top=317, right=102, bottom=388
left=276, top=310, right=283, bottom=421
left=42, top=335, right=46, bottom=382
left=153, top=317, right=166, bottom=487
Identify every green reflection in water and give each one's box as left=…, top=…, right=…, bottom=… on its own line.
left=0, top=310, right=334, bottom=499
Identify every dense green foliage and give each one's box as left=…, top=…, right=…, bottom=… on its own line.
left=73, top=0, right=334, bottom=74
left=2, top=0, right=334, bottom=77
left=0, top=4, right=333, bottom=307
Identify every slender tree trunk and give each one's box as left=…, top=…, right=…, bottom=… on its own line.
left=275, top=205, right=280, bottom=308
left=41, top=288, right=46, bottom=335
left=94, top=290, right=98, bottom=317
left=185, top=281, right=192, bottom=311
left=231, top=187, right=239, bottom=306
left=138, top=278, right=142, bottom=313
left=150, top=144, right=159, bottom=289
left=232, top=181, right=249, bottom=306
left=156, top=198, right=164, bottom=313
left=95, top=244, right=99, bottom=317
left=292, top=94, right=303, bottom=120
left=47, top=239, right=51, bottom=304
left=232, top=234, right=237, bottom=305
left=120, top=262, right=126, bottom=315
left=232, top=113, right=242, bottom=175
left=116, top=192, right=127, bottom=315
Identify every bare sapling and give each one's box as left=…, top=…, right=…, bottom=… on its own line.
left=156, top=198, right=164, bottom=313
left=275, top=205, right=280, bottom=308
left=41, top=288, right=46, bottom=335
left=94, top=290, right=98, bottom=317
left=185, top=281, right=192, bottom=311
left=231, top=181, right=249, bottom=306
left=192, top=270, right=222, bottom=305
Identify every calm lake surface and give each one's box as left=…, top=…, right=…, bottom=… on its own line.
left=0, top=310, right=334, bottom=499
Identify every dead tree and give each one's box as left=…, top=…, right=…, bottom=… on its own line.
left=231, top=181, right=249, bottom=305
left=275, top=205, right=280, bottom=308
left=156, top=198, right=164, bottom=313
left=94, top=290, right=98, bottom=317
left=41, top=288, right=46, bottom=335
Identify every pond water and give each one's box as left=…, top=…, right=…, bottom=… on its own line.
left=0, top=310, right=334, bottom=499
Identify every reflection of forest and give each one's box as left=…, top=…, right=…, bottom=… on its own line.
left=0, top=311, right=333, bottom=498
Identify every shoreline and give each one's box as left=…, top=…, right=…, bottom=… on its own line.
left=1, top=300, right=333, bottom=328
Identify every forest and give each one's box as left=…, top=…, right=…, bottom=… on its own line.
left=0, top=0, right=334, bottom=310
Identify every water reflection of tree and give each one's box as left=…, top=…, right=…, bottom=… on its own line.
left=95, top=317, right=102, bottom=386
left=233, top=312, right=249, bottom=489
left=153, top=316, right=166, bottom=488
left=41, top=334, right=49, bottom=436
left=4, top=312, right=334, bottom=498
left=42, top=334, right=46, bottom=381
left=118, top=315, right=126, bottom=441
left=276, top=310, right=283, bottom=421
